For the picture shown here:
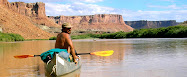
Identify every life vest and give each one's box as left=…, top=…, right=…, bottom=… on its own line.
left=40, top=48, right=69, bottom=63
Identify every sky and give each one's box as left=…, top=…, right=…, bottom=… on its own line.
left=8, top=0, right=187, bottom=22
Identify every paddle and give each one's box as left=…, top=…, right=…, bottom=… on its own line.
left=77, top=50, right=114, bottom=56
left=14, top=55, right=40, bottom=59
left=14, top=50, right=114, bottom=59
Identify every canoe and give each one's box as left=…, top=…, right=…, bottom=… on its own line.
left=45, top=54, right=81, bottom=76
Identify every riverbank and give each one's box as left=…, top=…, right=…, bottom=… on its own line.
left=1, top=25, right=186, bottom=42
left=49, top=25, right=187, bottom=40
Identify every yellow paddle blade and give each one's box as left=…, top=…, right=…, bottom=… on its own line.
left=14, top=55, right=34, bottom=59
left=90, top=50, right=114, bottom=56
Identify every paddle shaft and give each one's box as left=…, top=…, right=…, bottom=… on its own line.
left=33, top=53, right=90, bottom=57
left=76, top=53, right=90, bottom=55
left=34, top=51, right=110, bottom=56
left=14, top=50, right=113, bottom=59
left=34, top=55, right=41, bottom=57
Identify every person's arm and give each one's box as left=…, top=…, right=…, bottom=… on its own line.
left=67, top=46, right=70, bottom=53
left=64, top=34, right=77, bottom=63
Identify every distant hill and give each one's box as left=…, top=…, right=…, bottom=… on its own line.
left=124, top=20, right=179, bottom=29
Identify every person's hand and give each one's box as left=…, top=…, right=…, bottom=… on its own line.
left=75, top=56, right=79, bottom=60
left=74, top=56, right=79, bottom=65
left=74, top=60, right=78, bottom=65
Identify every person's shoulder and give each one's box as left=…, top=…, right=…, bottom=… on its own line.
left=58, top=32, right=68, bottom=35
left=61, top=33, right=70, bottom=37
left=57, top=33, right=61, bottom=36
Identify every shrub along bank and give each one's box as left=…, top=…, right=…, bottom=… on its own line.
left=0, top=32, right=24, bottom=42
left=97, top=25, right=187, bottom=38
left=49, top=25, right=187, bottom=40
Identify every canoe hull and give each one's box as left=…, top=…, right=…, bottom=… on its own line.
left=45, top=54, right=81, bottom=76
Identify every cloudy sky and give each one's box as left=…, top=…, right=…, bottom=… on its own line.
left=8, top=0, right=187, bottom=22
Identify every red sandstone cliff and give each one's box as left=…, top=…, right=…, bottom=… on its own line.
left=9, top=1, right=59, bottom=27
left=49, top=14, right=133, bottom=33
left=0, top=0, right=54, bottom=39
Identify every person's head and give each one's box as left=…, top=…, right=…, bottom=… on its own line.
left=61, top=23, right=73, bottom=34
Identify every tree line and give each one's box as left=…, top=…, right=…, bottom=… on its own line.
left=66, top=25, right=187, bottom=39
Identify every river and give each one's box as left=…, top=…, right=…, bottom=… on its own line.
left=0, top=38, right=187, bottom=77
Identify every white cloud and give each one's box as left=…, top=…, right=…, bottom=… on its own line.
left=183, top=5, right=187, bottom=9
left=8, top=0, right=52, bottom=3
left=122, top=10, right=187, bottom=22
left=45, top=2, right=117, bottom=16
left=148, top=4, right=181, bottom=9
left=158, top=0, right=175, bottom=2
left=45, top=2, right=187, bottom=22
left=8, top=0, right=103, bottom=3
left=79, top=0, right=103, bottom=3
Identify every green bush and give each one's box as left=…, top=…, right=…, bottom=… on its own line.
left=95, top=25, right=187, bottom=38
left=49, top=37, right=57, bottom=40
left=71, top=34, right=93, bottom=39
left=0, top=32, right=24, bottom=42
left=125, top=25, right=187, bottom=38
left=8, top=33, right=24, bottom=41
left=164, top=25, right=187, bottom=37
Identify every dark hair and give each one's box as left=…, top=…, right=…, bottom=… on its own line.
left=61, top=27, right=67, bottom=32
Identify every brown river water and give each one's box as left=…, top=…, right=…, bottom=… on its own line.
left=0, top=38, right=187, bottom=77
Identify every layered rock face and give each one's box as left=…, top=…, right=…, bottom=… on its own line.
left=0, top=0, right=9, bottom=6
left=125, top=20, right=178, bottom=29
left=0, top=0, right=53, bottom=39
left=9, top=2, right=45, bottom=17
left=49, top=14, right=133, bottom=33
left=8, top=1, right=59, bottom=27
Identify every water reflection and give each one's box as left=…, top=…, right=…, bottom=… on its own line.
left=0, top=38, right=187, bottom=77
left=73, top=39, right=131, bottom=77
left=0, top=41, right=54, bottom=77
left=74, top=39, right=129, bottom=63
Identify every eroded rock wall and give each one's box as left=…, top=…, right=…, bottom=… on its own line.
left=9, top=2, right=46, bottom=17
left=7, top=1, right=59, bottom=27
left=125, top=20, right=178, bottom=29
left=49, top=14, right=133, bottom=33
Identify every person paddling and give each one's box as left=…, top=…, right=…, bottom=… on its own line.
left=55, top=22, right=78, bottom=64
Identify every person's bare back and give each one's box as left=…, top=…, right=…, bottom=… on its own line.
left=55, top=33, right=69, bottom=50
